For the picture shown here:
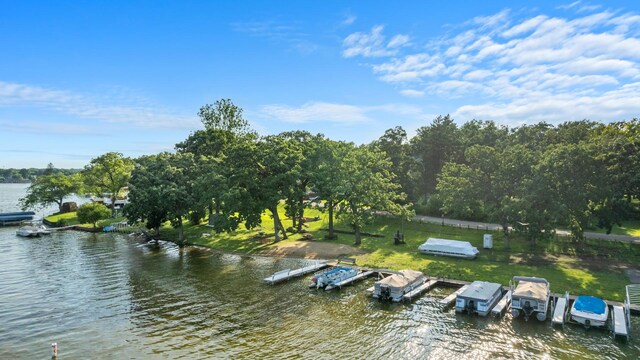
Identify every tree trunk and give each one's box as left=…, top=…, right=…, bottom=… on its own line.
left=177, top=218, right=185, bottom=247
left=111, top=196, right=117, bottom=217
left=215, top=198, right=221, bottom=215
left=296, top=195, right=305, bottom=233
left=57, top=198, right=63, bottom=213
left=155, top=226, right=160, bottom=236
left=351, top=201, right=361, bottom=245
left=502, top=224, right=509, bottom=249
left=271, top=207, right=287, bottom=241
left=328, top=199, right=335, bottom=239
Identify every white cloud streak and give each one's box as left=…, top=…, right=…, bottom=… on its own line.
left=260, top=101, right=425, bottom=124
left=0, top=81, right=198, bottom=128
left=342, top=25, right=410, bottom=58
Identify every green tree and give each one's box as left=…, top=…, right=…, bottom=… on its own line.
left=410, top=115, right=461, bottom=198
left=198, top=98, right=251, bottom=133
left=20, top=173, right=82, bottom=212
left=77, top=202, right=111, bottom=228
left=339, top=145, right=403, bottom=245
left=372, top=126, right=416, bottom=201
left=312, top=139, right=350, bottom=239
left=83, top=152, right=134, bottom=216
left=124, top=152, right=196, bottom=245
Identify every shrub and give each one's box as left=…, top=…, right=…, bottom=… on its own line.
left=77, top=202, right=111, bottom=228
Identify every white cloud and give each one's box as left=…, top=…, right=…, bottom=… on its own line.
left=260, top=101, right=426, bottom=124
left=342, top=25, right=410, bottom=58
left=388, top=34, right=411, bottom=48
left=261, top=102, right=370, bottom=123
left=0, top=81, right=197, bottom=128
left=341, top=7, right=640, bottom=125
left=342, top=14, right=357, bottom=26
left=400, top=89, right=425, bottom=97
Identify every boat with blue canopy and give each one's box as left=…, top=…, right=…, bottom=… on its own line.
left=570, top=295, right=609, bottom=328
left=309, top=266, right=359, bottom=289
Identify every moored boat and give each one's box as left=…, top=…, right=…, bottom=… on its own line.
left=16, top=226, right=41, bottom=237
left=455, top=281, right=504, bottom=316
left=570, top=295, right=609, bottom=328
left=372, top=269, right=427, bottom=302
left=510, top=276, right=550, bottom=321
left=309, top=266, right=359, bottom=289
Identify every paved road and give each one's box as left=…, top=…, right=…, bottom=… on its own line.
left=412, top=215, right=640, bottom=244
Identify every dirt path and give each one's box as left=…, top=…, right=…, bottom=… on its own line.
left=262, top=240, right=367, bottom=259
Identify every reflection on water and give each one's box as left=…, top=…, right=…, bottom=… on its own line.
left=0, top=228, right=639, bottom=359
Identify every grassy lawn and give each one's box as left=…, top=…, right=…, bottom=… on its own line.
left=587, top=219, right=640, bottom=237
left=45, top=212, right=126, bottom=229
left=153, top=206, right=636, bottom=302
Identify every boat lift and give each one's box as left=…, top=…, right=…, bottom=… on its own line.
left=551, top=292, right=570, bottom=328
left=615, top=284, right=640, bottom=340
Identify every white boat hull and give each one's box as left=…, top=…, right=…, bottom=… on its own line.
left=570, top=309, right=609, bottom=328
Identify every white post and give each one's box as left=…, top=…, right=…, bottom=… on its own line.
left=51, top=343, right=58, bottom=358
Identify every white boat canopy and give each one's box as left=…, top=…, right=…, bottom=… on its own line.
left=513, top=281, right=548, bottom=301
left=378, top=270, right=424, bottom=288
left=418, top=238, right=479, bottom=258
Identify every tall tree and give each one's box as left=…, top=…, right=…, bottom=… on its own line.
left=198, top=98, right=251, bottom=134
left=410, top=115, right=461, bottom=198
left=312, top=139, right=350, bottom=239
left=83, top=152, right=134, bottom=216
left=339, top=145, right=403, bottom=245
left=124, top=153, right=195, bottom=245
left=20, top=173, right=82, bottom=212
left=372, top=126, right=416, bottom=201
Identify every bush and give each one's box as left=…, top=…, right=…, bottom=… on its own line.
left=77, top=202, right=111, bottom=228
left=414, top=194, right=444, bottom=216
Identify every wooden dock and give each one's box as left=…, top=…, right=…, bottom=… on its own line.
left=612, top=305, right=629, bottom=339
left=263, top=261, right=329, bottom=285
left=440, top=285, right=469, bottom=307
left=552, top=292, right=569, bottom=326
left=402, top=279, right=438, bottom=302
left=325, top=270, right=375, bottom=291
left=491, top=290, right=511, bottom=317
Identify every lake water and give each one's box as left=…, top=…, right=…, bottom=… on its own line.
left=1, top=184, right=639, bottom=359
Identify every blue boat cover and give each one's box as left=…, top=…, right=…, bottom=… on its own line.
left=573, top=295, right=606, bottom=314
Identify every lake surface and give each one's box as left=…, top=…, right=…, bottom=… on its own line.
left=1, top=184, right=639, bottom=359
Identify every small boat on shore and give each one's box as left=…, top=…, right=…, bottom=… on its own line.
left=372, top=269, right=427, bottom=302
left=309, top=266, right=359, bottom=289
left=510, top=276, right=550, bottom=321
left=570, top=295, right=609, bottom=328
left=418, top=238, right=479, bottom=259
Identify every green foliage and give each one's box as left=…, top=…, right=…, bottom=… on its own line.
left=198, top=98, right=251, bottom=134
left=125, top=152, right=196, bottom=244
left=20, top=173, right=82, bottom=212
left=76, top=202, right=111, bottom=228
left=83, top=152, right=134, bottom=215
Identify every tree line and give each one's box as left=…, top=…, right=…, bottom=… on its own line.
left=21, top=99, right=640, bottom=245
left=0, top=165, right=79, bottom=183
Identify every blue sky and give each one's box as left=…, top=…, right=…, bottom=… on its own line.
left=1, top=1, right=640, bottom=168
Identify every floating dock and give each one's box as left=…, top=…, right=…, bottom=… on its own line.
left=325, top=270, right=375, bottom=291
left=552, top=292, right=569, bottom=326
left=491, top=290, right=511, bottom=317
left=440, top=285, right=469, bottom=307
left=613, top=305, right=629, bottom=339
left=402, top=279, right=438, bottom=302
left=264, top=261, right=329, bottom=285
